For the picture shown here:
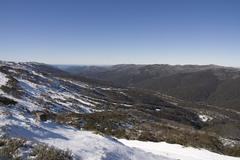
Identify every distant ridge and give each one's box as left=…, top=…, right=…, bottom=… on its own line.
left=60, top=64, right=240, bottom=111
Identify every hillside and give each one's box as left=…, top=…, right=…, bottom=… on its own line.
left=0, top=61, right=239, bottom=159
left=61, top=64, right=240, bottom=111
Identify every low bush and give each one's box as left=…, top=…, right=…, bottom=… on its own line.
left=0, top=96, right=17, bottom=105
left=0, top=138, right=25, bottom=160
left=31, top=145, right=73, bottom=160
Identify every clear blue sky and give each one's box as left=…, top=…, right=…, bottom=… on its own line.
left=0, top=0, right=240, bottom=66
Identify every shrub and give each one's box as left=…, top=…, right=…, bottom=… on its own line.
left=31, top=145, right=73, bottom=160
left=0, top=138, right=25, bottom=160
left=0, top=96, right=17, bottom=105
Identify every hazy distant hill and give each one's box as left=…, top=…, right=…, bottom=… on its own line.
left=60, top=64, right=240, bottom=111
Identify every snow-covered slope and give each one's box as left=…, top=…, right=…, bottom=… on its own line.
left=0, top=61, right=240, bottom=160
left=0, top=62, right=173, bottom=159
left=119, top=139, right=240, bottom=160
left=1, top=105, right=239, bottom=160
left=0, top=105, right=171, bottom=160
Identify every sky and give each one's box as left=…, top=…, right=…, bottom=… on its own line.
left=0, top=0, right=240, bottom=66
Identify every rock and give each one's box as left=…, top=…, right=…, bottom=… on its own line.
left=35, top=112, right=47, bottom=121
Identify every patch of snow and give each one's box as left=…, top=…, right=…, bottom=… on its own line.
left=18, top=79, right=50, bottom=98
left=219, top=137, right=240, bottom=148
left=71, top=81, right=89, bottom=89
left=119, top=139, right=240, bottom=160
left=8, top=69, right=18, bottom=74
left=56, top=100, right=73, bottom=107
left=0, top=93, right=41, bottom=111
left=78, top=105, right=93, bottom=113
left=82, top=95, right=108, bottom=104
left=76, top=97, right=95, bottom=107
left=49, top=90, right=75, bottom=101
left=0, top=72, right=8, bottom=87
left=62, top=79, right=89, bottom=89
left=16, top=99, right=40, bottom=112
left=50, top=93, right=67, bottom=101
left=119, top=91, right=128, bottom=96
left=100, top=87, right=112, bottom=91
left=121, top=103, right=133, bottom=107
left=31, top=70, right=46, bottom=79
left=199, top=114, right=213, bottom=122
left=97, top=87, right=126, bottom=92
left=83, top=97, right=101, bottom=105
left=18, top=79, right=39, bottom=96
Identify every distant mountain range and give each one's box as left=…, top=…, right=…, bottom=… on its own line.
left=59, top=64, right=240, bottom=111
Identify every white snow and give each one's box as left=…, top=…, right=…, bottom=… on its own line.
left=219, top=137, right=240, bottom=147
left=34, top=122, right=170, bottom=160
left=76, top=97, right=95, bottom=107
left=78, top=104, right=93, bottom=113
left=11, top=75, right=96, bottom=114
left=31, top=70, right=46, bottom=79
left=119, top=139, right=240, bottom=160
left=0, top=108, right=173, bottom=160
left=0, top=94, right=40, bottom=111
left=17, top=79, right=52, bottom=99
left=49, top=92, right=94, bottom=113
left=119, top=91, right=128, bottom=96
left=100, top=87, right=112, bottom=91
left=1, top=95, right=240, bottom=160
left=49, top=90, right=78, bottom=101
left=50, top=93, right=67, bottom=101
left=199, top=114, right=213, bottom=122
left=121, top=103, right=133, bottom=107
left=66, top=79, right=89, bottom=89
left=0, top=72, right=8, bottom=87
left=8, top=69, right=18, bottom=74
left=82, top=97, right=101, bottom=105
left=18, top=79, right=39, bottom=96
left=56, top=100, right=73, bottom=107
left=2, top=105, right=239, bottom=160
